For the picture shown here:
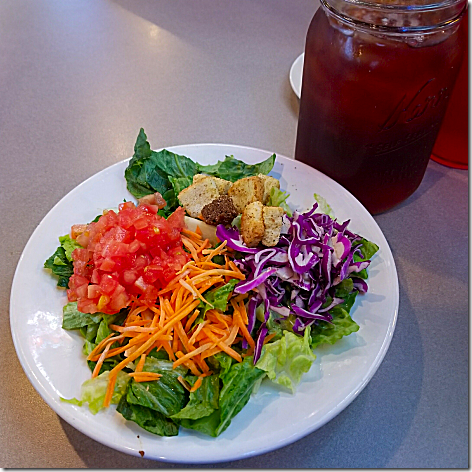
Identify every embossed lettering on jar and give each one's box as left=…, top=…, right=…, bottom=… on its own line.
left=295, top=0, right=467, bottom=214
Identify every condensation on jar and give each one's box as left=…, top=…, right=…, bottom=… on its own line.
left=294, top=0, right=467, bottom=214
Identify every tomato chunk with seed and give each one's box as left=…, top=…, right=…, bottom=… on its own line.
left=67, top=202, right=189, bottom=314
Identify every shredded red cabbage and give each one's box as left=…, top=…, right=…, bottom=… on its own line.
left=216, top=202, right=374, bottom=364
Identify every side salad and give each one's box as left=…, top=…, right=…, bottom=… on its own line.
left=45, top=129, right=378, bottom=437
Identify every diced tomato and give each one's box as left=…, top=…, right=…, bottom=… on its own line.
left=87, top=284, right=101, bottom=299
left=167, top=207, right=186, bottom=231
left=68, top=202, right=189, bottom=314
left=71, top=224, right=87, bottom=239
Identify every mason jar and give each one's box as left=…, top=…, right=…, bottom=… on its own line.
left=294, top=0, right=467, bottom=214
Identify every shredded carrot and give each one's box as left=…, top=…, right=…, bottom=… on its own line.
left=232, top=308, right=255, bottom=349
left=94, top=220, right=261, bottom=410
left=263, top=333, right=277, bottom=345
left=185, top=309, right=200, bottom=332
left=228, top=260, right=243, bottom=276
left=182, top=236, right=199, bottom=261
left=190, top=377, right=203, bottom=392
left=178, top=375, right=192, bottom=391
left=204, top=240, right=228, bottom=263
left=135, top=354, right=146, bottom=373
left=188, top=320, right=208, bottom=345
left=202, top=327, right=242, bottom=362
left=238, top=299, right=248, bottom=324
left=172, top=342, right=213, bottom=368
left=196, top=239, right=210, bottom=254
left=182, top=228, right=203, bottom=240
left=175, top=351, right=202, bottom=376
left=129, top=372, right=162, bottom=382
left=92, top=341, right=112, bottom=378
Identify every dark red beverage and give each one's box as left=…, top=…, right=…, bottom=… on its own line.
left=295, top=2, right=466, bottom=214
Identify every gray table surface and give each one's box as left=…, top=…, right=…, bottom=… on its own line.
left=1, top=0, right=468, bottom=468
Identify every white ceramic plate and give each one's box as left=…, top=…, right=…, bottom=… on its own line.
left=290, top=52, right=304, bottom=98
left=10, top=144, right=398, bottom=463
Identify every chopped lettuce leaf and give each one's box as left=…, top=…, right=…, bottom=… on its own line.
left=206, top=352, right=234, bottom=377
left=313, top=193, right=334, bottom=217
left=60, top=370, right=130, bottom=415
left=267, top=187, right=292, bottom=217
left=126, top=358, right=188, bottom=417
left=215, top=356, right=266, bottom=436
left=169, top=175, right=193, bottom=196
left=62, top=302, right=103, bottom=330
left=334, top=278, right=354, bottom=298
left=179, top=358, right=265, bottom=437
left=44, top=247, right=73, bottom=287
left=58, top=235, right=82, bottom=262
left=117, top=394, right=179, bottom=436
left=45, top=234, right=82, bottom=288
left=309, top=306, right=359, bottom=349
left=256, top=328, right=316, bottom=393
left=171, top=375, right=219, bottom=420
left=197, top=154, right=276, bottom=182
left=124, top=128, right=197, bottom=215
left=231, top=214, right=241, bottom=230
left=178, top=410, right=221, bottom=437
left=199, top=279, right=239, bottom=316
left=353, top=238, right=379, bottom=279
left=356, top=238, right=380, bottom=260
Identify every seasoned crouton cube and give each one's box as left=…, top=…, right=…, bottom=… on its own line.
left=192, top=174, right=232, bottom=195
left=241, top=201, right=265, bottom=247
left=228, top=176, right=264, bottom=213
left=262, top=206, right=284, bottom=247
left=258, top=174, right=280, bottom=204
left=212, top=177, right=232, bottom=195
left=178, top=178, right=219, bottom=218
left=193, top=174, right=208, bottom=184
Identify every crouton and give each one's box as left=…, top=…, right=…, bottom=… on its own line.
left=177, top=178, right=220, bottom=218
left=228, top=176, right=264, bottom=213
left=192, top=174, right=232, bottom=195
left=258, top=174, right=280, bottom=204
left=192, top=174, right=208, bottom=184
left=240, top=201, right=265, bottom=247
left=262, top=206, right=284, bottom=247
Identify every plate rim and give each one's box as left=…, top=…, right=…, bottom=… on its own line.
left=10, top=142, right=399, bottom=463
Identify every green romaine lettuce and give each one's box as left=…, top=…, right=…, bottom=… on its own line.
left=309, top=306, right=359, bottom=349
left=206, top=352, right=234, bottom=377
left=171, top=375, right=219, bottom=420
left=256, top=327, right=316, bottom=393
left=116, top=394, right=179, bottom=436
left=215, top=356, right=266, bottom=436
left=44, top=235, right=81, bottom=288
left=352, top=238, right=379, bottom=279
left=313, top=193, right=334, bottom=218
left=60, top=370, right=130, bottom=415
left=179, top=357, right=265, bottom=437
left=197, top=153, right=275, bottom=182
left=124, top=128, right=198, bottom=215
left=199, top=278, right=239, bottom=316
left=62, top=302, right=103, bottom=330
left=58, top=235, right=82, bottom=261
left=177, top=410, right=221, bottom=437
left=266, top=187, right=292, bottom=216
left=125, top=358, right=188, bottom=417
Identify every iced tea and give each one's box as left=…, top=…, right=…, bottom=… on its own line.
left=295, top=3, right=466, bottom=214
